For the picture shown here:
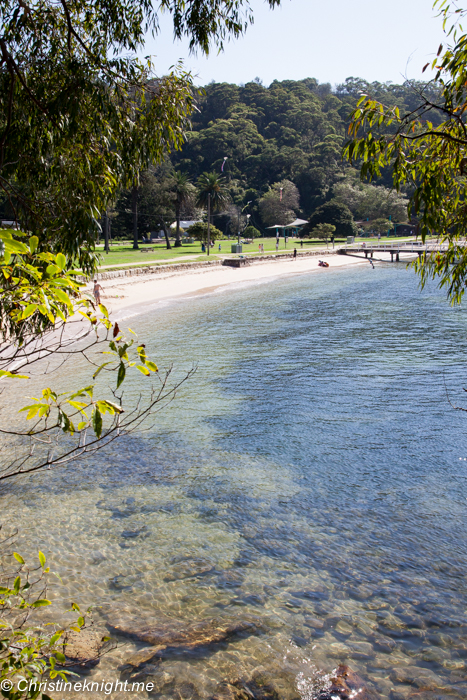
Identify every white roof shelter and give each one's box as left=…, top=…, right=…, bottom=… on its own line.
left=170, top=220, right=201, bottom=230
left=284, top=218, right=308, bottom=228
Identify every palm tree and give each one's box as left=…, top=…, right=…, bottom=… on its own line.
left=172, top=172, right=193, bottom=248
left=196, top=172, right=231, bottom=256
left=196, top=172, right=231, bottom=224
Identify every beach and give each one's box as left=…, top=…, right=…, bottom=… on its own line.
left=89, top=251, right=372, bottom=318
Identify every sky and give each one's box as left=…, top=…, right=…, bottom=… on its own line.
left=144, top=0, right=446, bottom=88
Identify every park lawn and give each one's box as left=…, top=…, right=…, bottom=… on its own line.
left=95, top=238, right=305, bottom=267
left=233, top=237, right=342, bottom=254
left=97, top=237, right=346, bottom=267
left=95, top=234, right=426, bottom=270
left=96, top=241, right=205, bottom=267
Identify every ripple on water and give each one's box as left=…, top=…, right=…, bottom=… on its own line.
left=2, top=265, right=467, bottom=698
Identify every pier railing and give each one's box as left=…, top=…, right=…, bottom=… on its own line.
left=339, top=241, right=453, bottom=256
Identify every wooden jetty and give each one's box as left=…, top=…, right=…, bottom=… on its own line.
left=338, top=241, right=450, bottom=262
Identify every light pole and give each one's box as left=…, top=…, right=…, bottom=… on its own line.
left=245, top=214, right=251, bottom=241
left=238, top=201, right=251, bottom=247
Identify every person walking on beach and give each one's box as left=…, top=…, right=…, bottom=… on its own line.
left=93, top=279, right=103, bottom=305
left=300, top=239, right=303, bottom=248
left=293, top=248, right=297, bottom=260
left=275, top=239, right=279, bottom=252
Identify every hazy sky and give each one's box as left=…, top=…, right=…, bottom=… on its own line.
left=144, top=0, right=446, bottom=87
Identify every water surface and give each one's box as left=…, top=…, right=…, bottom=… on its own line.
left=5, top=264, right=467, bottom=700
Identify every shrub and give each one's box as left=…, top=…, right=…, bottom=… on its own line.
left=0, top=550, right=100, bottom=699
left=244, top=225, right=261, bottom=239
left=186, top=222, right=223, bottom=243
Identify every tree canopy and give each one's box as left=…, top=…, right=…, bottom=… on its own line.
left=187, top=221, right=223, bottom=243
left=1, top=0, right=284, bottom=273
left=258, top=180, right=300, bottom=226
left=307, top=200, right=356, bottom=238
left=170, top=76, right=437, bottom=223
left=309, top=222, right=336, bottom=246
left=345, top=2, right=467, bottom=303
left=104, top=76, right=442, bottom=242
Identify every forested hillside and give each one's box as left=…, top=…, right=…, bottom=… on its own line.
left=111, top=77, right=442, bottom=238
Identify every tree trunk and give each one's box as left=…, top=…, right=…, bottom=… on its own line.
left=162, top=222, right=171, bottom=250
left=207, top=194, right=210, bottom=256
left=104, top=212, right=110, bottom=254
left=132, top=183, right=139, bottom=250
left=174, top=200, right=182, bottom=247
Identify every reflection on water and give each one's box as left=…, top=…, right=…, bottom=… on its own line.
left=4, top=264, right=467, bottom=699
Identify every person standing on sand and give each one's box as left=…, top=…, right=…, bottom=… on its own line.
left=293, top=248, right=297, bottom=259
left=300, top=240, right=303, bottom=248
left=275, top=239, right=279, bottom=252
left=93, top=279, right=103, bottom=305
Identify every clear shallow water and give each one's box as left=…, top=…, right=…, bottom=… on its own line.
left=4, top=264, right=467, bottom=700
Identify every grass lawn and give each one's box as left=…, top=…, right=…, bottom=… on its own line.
left=96, top=237, right=346, bottom=269
left=95, top=234, right=430, bottom=271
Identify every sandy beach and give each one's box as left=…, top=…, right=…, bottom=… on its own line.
left=89, top=252, right=370, bottom=319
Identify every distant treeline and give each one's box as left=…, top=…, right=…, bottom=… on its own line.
left=110, top=77, right=441, bottom=240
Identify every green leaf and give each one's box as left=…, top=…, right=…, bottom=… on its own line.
left=31, top=599, right=51, bottom=607
left=13, top=552, right=24, bottom=565
left=117, top=362, right=126, bottom=388
left=38, top=551, right=46, bottom=567
left=4, top=238, right=28, bottom=254
left=29, top=235, right=39, bottom=253
left=50, top=631, right=64, bottom=645
left=136, top=365, right=150, bottom=376
left=92, top=361, right=111, bottom=380
left=53, top=288, right=72, bottom=305
left=55, top=253, right=66, bottom=270
left=21, top=303, right=38, bottom=320
left=100, top=399, right=123, bottom=414
left=0, top=371, right=29, bottom=379
left=92, top=408, right=103, bottom=438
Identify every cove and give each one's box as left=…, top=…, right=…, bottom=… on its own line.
left=5, top=263, right=467, bottom=700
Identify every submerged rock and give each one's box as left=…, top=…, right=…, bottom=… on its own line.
left=114, top=617, right=259, bottom=670
left=62, top=628, right=108, bottom=668
left=316, top=665, right=379, bottom=700
left=175, top=681, right=201, bottom=700
left=164, top=558, right=214, bottom=581
left=389, top=666, right=445, bottom=691
left=211, top=672, right=280, bottom=700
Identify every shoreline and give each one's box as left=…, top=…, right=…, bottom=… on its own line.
left=90, top=251, right=387, bottom=321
